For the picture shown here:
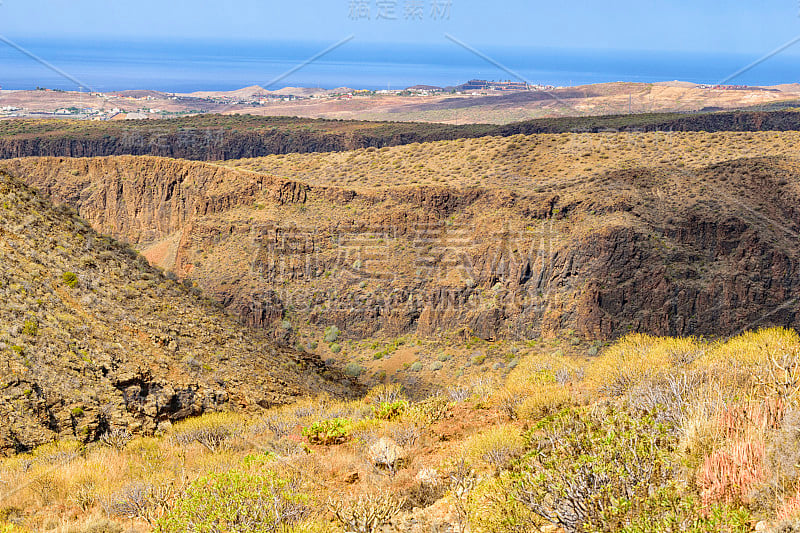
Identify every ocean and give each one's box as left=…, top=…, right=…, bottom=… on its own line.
left=1, top=37, right=798, bottom=92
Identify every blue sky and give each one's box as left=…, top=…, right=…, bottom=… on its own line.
left=0, top=0, right=798, bottom=55
left=2, top=0, right=799, bottom=90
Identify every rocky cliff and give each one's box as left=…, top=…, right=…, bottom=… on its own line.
left=0, top=156, right=307, bottom=245
left=0, top=116, right=496, bottom=160
left=5, top=154, right=800, bottom=345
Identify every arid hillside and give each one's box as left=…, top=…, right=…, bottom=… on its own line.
left=0, top=170, right=349, bottom=455
left=5, top=130, right=800, bottom=346
left=222, top=130, right=800, bottom=190
left=4, top=328, right=800, bottom=533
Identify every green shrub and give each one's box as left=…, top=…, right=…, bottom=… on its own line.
left=156, top=470, right=308, bottom=532
left=343, top=362, right=361, bottom=377
left=466, top=424, right=524, bottom=471
left=330, top=343, right=342, bottom=354
left=468, top=475, right=539, bottom=533
left=411, top=396, right=451, bottom=423
left=514, top=406, right=678, bottom=532
left=371, top=337, right=406, bottom=360
left=471, top=354, right=486, bottom=365
left=374, top=400, right=409, bottom=420
left=62, top=271, right=78, bottom=288
left=617, top=492, right=751, bottom=533
left=438, top=354, right=452, bottom=362
left=410, top=362, right=423, bottom=372
left=431, top=362, right=443, bottom=371
left=323, top=326, right=340, bottom=343
left=21, top=319, right=38, bottom=336
left=302, top=418, right=351, bottom=445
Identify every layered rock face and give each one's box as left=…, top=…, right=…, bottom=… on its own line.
left=0, top=130, right=359, bottom=160
left=0, top=156, right=307, bottom=245
left=0, top=118, right=496, bottom=160
left=5, top=155, right=800, bottom=344
left=0, top=169, right=348, bottom=455
left=3, top=111, right=800, bottom=161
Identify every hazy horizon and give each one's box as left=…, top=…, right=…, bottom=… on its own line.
left=3, top=37, right=800, bottom=93
left=2, top=1, right=800, bottom=92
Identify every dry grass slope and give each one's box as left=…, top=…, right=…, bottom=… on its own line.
left=222, top=130, right=800, bottom=191
left=0, top=170, right=349, bottom=456
left=3, top=328, right=800, bottom=532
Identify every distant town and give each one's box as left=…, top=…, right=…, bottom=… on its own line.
left=0, top=80, right=561, bottom=120
left=0, top=79, right=788, bottom=121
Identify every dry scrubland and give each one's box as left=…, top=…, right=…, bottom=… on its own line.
left=3, top=329, right=800, bottom=532
left=223, top=130, right=800, bottom=191
left=8, top=128, right=800, bottom=532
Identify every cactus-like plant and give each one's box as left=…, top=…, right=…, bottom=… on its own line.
left=328, top=492, right=405, bottom=533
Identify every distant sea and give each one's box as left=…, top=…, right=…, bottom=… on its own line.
left=1, top=38, right=799, bottom=92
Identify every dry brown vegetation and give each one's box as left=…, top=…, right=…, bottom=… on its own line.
left=0, top=169, right=348, bottom=456
left=4, top=329, right=800, bottom=532
left=222, top=130, right=800, bottom=191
